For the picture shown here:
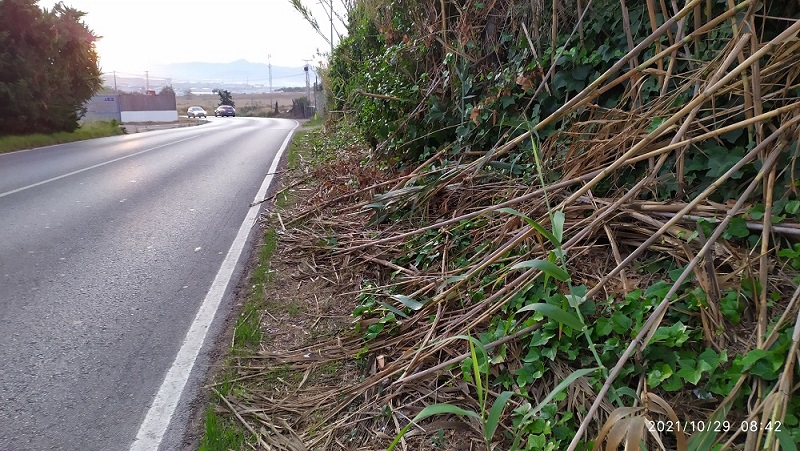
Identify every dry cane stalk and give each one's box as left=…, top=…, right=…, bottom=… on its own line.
left=566, top=138, right=786, bottom=451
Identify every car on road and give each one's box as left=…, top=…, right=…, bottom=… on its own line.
left=187, top=106, right=206, bottom=118
left=214, top=105, right=236, bottom=117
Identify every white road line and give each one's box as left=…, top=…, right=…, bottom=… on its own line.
left=0, top=135, right=201, bottom=199
left=130, top=120, right=299, bottom=451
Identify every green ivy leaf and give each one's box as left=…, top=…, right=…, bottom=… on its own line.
left=749, top=204, right=765, bottom=220
left=527, top=331, right=554, bottom=348
left=649, top=322, right=689, bottom=347
left=740, top=349, right=768, bottom=367
left=648, top=117, right=665, bottom=133
left=698, top=348, right=725, bottom=370
left=595, top=317, right=613, bottom=337
left=572, top=64, right=591, bottom=81
left=724, top=217, right=750, bottom=239
left=645, top=281, right=670, bottom=300
left=610, top=312, right=632, bottom=334
left=661, top=374, right=684, bottom=391
left=705, top=146, right=744, bottom=178
left=785, top=200, right=800, bottom=215
left=647, top=362, right=673, bottom=387
left=541, top=346, right=557, bottom=361
left=624, top=289, right=642, bottom=304
left=720, top=127, right=744, bottom=144
left=676, top=359, right=703, bottom=384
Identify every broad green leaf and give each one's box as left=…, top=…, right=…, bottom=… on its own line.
left=469, top=337, right=484, bottom=408
left=687, top=406, right=730, bottom=451
left=377, top=302, right=410, bottom=319
left=485, top=391, right=514, bottom=443
left=552, top=210, right=565, bottom=243
left=496, top=207, right=560, bottom=247
left=516, top=303, right=584, bottom=331
left=391, top=294, right=424, bottom=311
left=615, top=387, right=638, bottom=401
left=440, top=334, right=488, bottom=357
left=509, top=259, right=570, bottom=282
left=775, top=426, right=798, bottom=451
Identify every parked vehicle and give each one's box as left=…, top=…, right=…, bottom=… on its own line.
left=187, top=106, right=206, bottom=118
left=214, top=105, right=236, bottom=117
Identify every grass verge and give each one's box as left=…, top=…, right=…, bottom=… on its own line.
left=199, top=121, right=325, bottom=450
left=0, top=121, right=125, bottom=154
left=198, top=407, right=246, bottom=451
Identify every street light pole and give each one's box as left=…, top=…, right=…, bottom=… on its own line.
left=303, top=60, right=312, bottom=117
left=268, top=54, right=273, bottom=108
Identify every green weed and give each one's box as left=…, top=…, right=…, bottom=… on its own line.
left=232, top=228, right=277, bottom=349
left=0, top=121, right=125, bottom=154
left=198, top=407, right=246, bottom=451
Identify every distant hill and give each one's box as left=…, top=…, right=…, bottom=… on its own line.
left=154, top=59, right=309, bottom=87
left=101, top=60, right=316, bottom=94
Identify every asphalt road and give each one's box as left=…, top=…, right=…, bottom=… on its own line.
left=0, top=117, right=297, bottom=450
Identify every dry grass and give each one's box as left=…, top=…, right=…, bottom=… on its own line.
left=208, top=2, right=800, bottom=450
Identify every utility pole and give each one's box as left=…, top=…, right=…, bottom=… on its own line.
left=268, top=54, right=273, bottom=107
left=145, top=71, right=149, bottom=91
left=113, top=70, right=117, bottom=91
left=303, top=59, right=312, bottom=113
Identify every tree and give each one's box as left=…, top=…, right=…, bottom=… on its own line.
left=0, top=0, right=102, bottom=134
left=212, top=88, right=235, bottom=108
left=159, top=85, right=175, bottom=96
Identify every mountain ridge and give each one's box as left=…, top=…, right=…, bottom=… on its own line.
left=153, top=59, right=310, bottom=86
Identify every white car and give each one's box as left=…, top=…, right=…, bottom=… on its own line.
left=187, top=106, right=207, bottom=118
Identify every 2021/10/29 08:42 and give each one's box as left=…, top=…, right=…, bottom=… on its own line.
left=647, top=420, right=783, bottom=433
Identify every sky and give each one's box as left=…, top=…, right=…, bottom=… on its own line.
left=37, top=0, right=343, bottom=78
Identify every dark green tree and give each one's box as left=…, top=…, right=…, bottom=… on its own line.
left=0, top=0, right=102, bottom=134
left=212, top=88, right=234, bottom=108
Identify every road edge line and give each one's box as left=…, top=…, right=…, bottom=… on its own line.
left=129, top=119, right=300, bottom=451
left=0, top=135, right=202, bottom=199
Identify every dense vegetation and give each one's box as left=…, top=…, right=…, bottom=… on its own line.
left=0, top=0, right=102, bottom=134
left=212, top=0, right=800, bottom=449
